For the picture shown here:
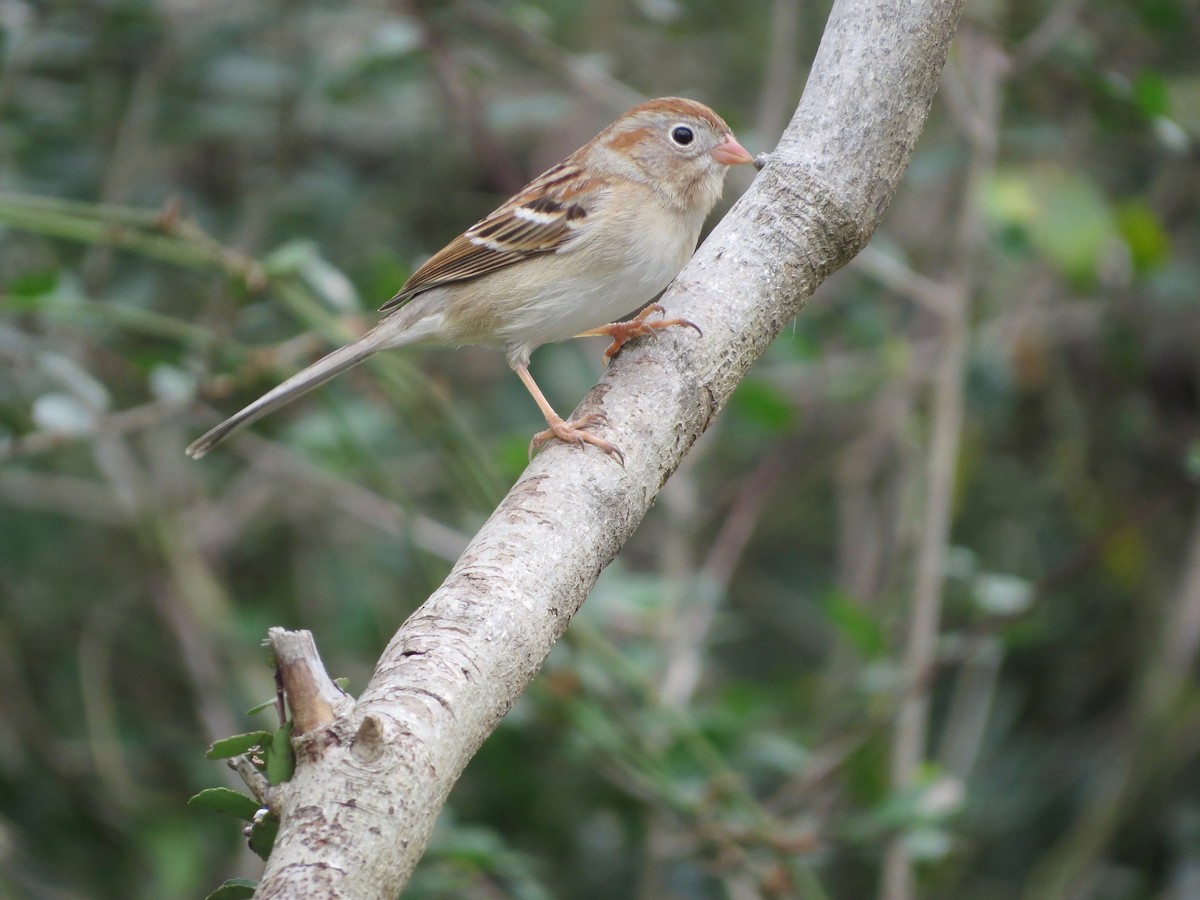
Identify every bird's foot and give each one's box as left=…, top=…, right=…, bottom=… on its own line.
left=528, top=412, right=624, bottom=465
left=577, top=303, right=701, bottom=365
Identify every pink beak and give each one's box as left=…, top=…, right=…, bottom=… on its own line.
left=710, top=133, right=755, bottom=166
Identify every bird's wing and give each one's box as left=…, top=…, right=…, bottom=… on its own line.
left=380, top=161, right=604, bottom=313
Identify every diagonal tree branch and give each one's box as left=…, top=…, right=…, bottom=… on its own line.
left=255, top=0, right=965, bottom=895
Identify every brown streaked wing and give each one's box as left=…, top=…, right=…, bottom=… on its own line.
left=380, top=162, right=599, bottom=313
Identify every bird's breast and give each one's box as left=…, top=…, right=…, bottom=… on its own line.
left=493, top=197, right=703, bottom=359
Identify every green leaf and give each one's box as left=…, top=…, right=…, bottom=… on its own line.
left=820, top=590, right=887, bottom=658
left=187, top=788, right=261, bottom=821
left=245, top=697, right=278, bottom=716
left=1116, top=202, right=1170, bottom=273
left=983, top=166, right=1119, bottom=285
left=1102, top=526, right=1146, bottom=591
left=247, top=813, right=280, bottom=861
left=263, top=238, right=319, bottom=276
left=5, top=269, right=59, bottom=302
left=265, top=722, right=295, bottom=785
left=205, top=878, right=259, bottom=900
left=1133, top=71, right=1170, bottom=118
left=1027, top=173, right=1116, bottom=284
left=981, top=171, right=1038, bottom=227
left=206, top=731, right=273, bottom=760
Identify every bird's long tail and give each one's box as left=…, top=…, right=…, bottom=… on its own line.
left=186, top=329, right=390, bottom=459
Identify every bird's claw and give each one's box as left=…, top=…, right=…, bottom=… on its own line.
left=528, top=413, right=624, bottom=465
left=579, top=304, right=703, bottom=365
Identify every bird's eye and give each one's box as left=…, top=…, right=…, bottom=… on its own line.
left=669, top=125, right=694, bottom=146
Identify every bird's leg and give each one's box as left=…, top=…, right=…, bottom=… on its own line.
left=575, top=303, right=701, bottom=365
left=513, top=364, right=624, bottom=464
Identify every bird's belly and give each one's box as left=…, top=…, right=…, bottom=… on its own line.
left=497, top=239, right=692, bottom=359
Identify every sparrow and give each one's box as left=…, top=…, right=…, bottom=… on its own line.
left=186, top=97, right=754, bottom=463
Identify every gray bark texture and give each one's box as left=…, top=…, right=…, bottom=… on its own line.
left=255, top=0, right=964, bottom=895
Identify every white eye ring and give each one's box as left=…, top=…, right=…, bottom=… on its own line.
left=668, top=124, right=695, bottom=146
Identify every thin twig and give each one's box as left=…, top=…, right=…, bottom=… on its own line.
left=82, top=43, right=173, bottom=289
left=0, top=399, right=189, bottom=462
left=1012, top=0, right=1091, bottom=68
left=214, top=427, right=471, bottom=563
left=269, top=628, right=349, bottom=736
left=409, top=3, right=526, bottom=194
left=658, top=452, right=789, bottom=709
left=456, top=0, right=642, bottom=114
left=853, top=245, right=956, bottom=316
left=229, top=755, right=274, bottom=808
left=0, top=192, right=266, bottom=288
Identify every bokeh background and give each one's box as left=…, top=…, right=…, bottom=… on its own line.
left=2, top=1, right=1199, bottom=898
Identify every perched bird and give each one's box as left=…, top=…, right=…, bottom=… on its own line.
left=186, top=97, right=754, bottom=463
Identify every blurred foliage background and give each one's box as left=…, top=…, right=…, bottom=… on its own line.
left=1, top=0, right=1199, bottom=898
